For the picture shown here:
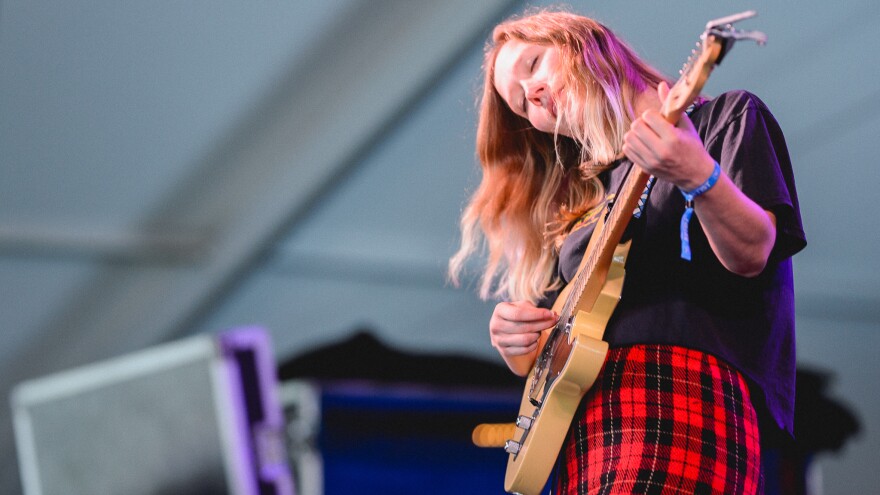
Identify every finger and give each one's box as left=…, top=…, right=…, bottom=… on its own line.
left=640, top=109, right=679, bottom=141
left=497, top=301, right=557, bottom=323
left=498, top=341, right=538, bottom=357
left=622, top=127, right=644, bottom=163
left=624, top=142, right=657, bottom=171
left=492, top=330, right=540, bottom=355
left=625, top=119, right=664, bottom=161
left=491, top=317, right=554, bottom=339
left=490, top=306, right=553, bottom=333
left=495, top=330, right=541, bottom=348
left=622, top=141, right=647, bottom=167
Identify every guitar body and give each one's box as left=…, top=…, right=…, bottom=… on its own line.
left=504, top=241, right=630, bottom=495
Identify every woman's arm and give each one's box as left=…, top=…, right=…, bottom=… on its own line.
left=622, top=84, right=776, bottom=277
left=686, top=168, right=777, bottom=276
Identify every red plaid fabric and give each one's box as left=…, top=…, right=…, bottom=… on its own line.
left=554, top=345, right=762, bottom=495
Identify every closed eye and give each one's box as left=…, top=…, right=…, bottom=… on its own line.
left=520, top=56, right=538, bottom=114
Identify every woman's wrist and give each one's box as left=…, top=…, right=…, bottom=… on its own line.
left=679, top=156, right=720, bottom=192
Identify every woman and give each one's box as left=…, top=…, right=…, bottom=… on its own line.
left=449, top=9, right=805, bottom=494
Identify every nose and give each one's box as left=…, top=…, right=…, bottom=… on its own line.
left=524, top=81, right=547, bottom=107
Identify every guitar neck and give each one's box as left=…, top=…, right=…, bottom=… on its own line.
left=562, top=164, right=648, bottom=317
left=564, top=56, right=713, bottom=315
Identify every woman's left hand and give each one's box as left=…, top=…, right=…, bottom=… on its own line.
left=622, top=81, right=716, bottom=191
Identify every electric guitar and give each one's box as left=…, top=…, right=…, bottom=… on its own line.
left=471, top=12, right=768, bottom=495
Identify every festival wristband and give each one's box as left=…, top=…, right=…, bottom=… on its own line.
left=678, top=160, right=722, bottom=260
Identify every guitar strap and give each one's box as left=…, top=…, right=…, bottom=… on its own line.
left=604, top=161, right=656, bottom=221
left=634, top=175, right=657, bottom=219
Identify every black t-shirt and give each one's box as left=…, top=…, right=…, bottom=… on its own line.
left=543, top=91, right=806, bottom=434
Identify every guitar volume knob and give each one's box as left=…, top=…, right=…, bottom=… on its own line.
left=516, top=415, right=533, bottom=431
left=504, top=439, right=522, bottom=455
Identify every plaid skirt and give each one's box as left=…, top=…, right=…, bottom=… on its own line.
left=554, top=345, right=762, bottom=495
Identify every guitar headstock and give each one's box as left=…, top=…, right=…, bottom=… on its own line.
left=661, top=10, right=767, bottom=122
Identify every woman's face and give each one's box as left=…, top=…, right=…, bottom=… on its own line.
left=493, top=39, right=571, bottom=136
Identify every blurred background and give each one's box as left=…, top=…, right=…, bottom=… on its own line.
left=1, top=0, right=878, bottom=493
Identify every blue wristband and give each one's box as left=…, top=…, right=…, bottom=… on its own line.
left=678, top=161, right=721, bottom=261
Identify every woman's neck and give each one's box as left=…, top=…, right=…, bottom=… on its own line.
left=633, top=86, right=661, bottom=117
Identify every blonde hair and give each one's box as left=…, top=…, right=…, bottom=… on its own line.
left=449, top=9, right=668, bottom=302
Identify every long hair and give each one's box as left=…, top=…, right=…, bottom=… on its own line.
left=449, top=10, right=668, bottom=302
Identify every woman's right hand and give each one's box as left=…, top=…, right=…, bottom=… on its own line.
left=490, top=301, right=558, bottom=375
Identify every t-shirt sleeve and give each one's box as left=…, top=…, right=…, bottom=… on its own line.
left=536, top=289, right=559, bottom=309
left=702, top=91, right=807, bottom=261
